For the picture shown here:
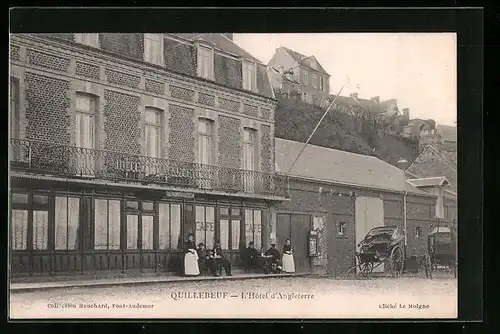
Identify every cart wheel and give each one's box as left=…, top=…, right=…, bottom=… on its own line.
left=359, top=261, right=373, bottom=277
left=425, top=254, right=433, bottom=279
left=389, top=246, right=404, bottom=277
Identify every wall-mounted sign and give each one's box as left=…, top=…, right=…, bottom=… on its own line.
left=165, top=191, right=195, bottom=199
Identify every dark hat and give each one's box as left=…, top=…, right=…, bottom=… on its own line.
left=271, top=243, right=276, bottom=246
left=249, top=241, right=254, bottom=245
left=198, top=242, right=205, bottom=246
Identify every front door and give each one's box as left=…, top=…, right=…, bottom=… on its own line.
left=276, top=213, right=312, bottom=273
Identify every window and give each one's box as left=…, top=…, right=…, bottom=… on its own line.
left=142, top=215, right=154, bottom=250
left=415, top=227, right=423, bottom=239
left=10, top=193, right=49, bottom=251
left=198, top=118, right=214, bottom=165
left=144, top=108, right=162, bottom=175
left=319, top=77, right=324, bottom=91
left=242, top=60, right=256, bottom=91
left=337, top=222, right=346, bottom=236
left=75, top=94, right=96, bottom=176
left=94, top=199, right=120, bottom=250
left=219, top=207, right=241, bottom=251
left=303, top=71, right=308, bottom=85
left=245, top=209, right=262, bottom=249
left=144, top=34, right=164, bottom=66
left=74, top=33, right=100, bottom=48
left=195, top=206, right=215, bottom=248
left=55, top=196, right=81, bottom=250
left=242, top=128, right=257, bottom=171
left=312, top=74, right=317, bottom=88
left=158, top=203, right=182, bottom=250
left=197, top=45, right=214, bottom=80
left=10, top=77, right=20, bottom=139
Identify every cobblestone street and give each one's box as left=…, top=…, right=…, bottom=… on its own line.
left=10, top=276, right=457, bottom=319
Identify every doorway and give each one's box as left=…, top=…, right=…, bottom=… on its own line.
left=276, top=213, right=312, bottom=273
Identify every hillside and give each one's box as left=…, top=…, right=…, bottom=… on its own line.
left=274, top=99, right=419, bottom=168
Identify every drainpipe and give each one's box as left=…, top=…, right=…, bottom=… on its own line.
left=403, top=190, right=408, bottom=250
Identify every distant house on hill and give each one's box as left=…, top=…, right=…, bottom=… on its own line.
left=267, top=46, right=330, bottom=105
left=436, top=124, right=457, bottom=151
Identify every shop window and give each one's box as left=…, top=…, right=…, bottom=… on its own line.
left=55, top=196, right=81, bottom=250
left=94, top=199, right=121, bottom=250
left=195, top=206, right=215, bottom=248
left=11, top=209, right=28, bottom=250
left=158, top=203, right=182, bottom=250
left=142, top=215, right=154, bottom=250
left=245, top=209, right=262, bottom=249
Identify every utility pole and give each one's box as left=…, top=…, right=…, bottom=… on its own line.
left=286, top=82, right=352, bottom=175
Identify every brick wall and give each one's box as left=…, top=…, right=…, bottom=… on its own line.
left=169, top=105, right=195, bottom=162
left=25, top=72, right=70, bottom=144
left=104, top=90, right=141, bottom=154
left=218, top=116, right=241, bottom=169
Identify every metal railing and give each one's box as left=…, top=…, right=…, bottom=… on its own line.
left=9, top=138, right=289, bottom=198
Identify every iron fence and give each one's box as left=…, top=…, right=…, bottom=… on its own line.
left=10, top=138, right=289, bottom=198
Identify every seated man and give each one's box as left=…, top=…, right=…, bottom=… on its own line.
left=263, top=243, right=282, bottom=274
left=197, top=242, right=209, bottom=275
left=210, top=242, right=233, bottom=277
left=241, top=241, right=261, bottom=273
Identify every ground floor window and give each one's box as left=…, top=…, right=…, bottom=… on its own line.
left=196, top=206, right=215, bottom=248
left=158, top=203, right=182, bottom=250
left=94, top=199, right=121, bottom=250
left=55, top=196, right=80, bottom=250
left=11, top=192, right=50, bottom=251
left=245, top=209, right=262, bottom=249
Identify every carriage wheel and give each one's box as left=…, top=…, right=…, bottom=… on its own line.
left=359, top=261, right=374, bottom=277
left=388, top=246, right=404, bottom=277
left=425, top=254, right=433, bottom=279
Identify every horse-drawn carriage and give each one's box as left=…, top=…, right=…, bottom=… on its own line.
left=347, top=223, right=457, bottom=279
left=347, top=226, right=405, bottom=277
left=424, top=226, right=457, bottom=278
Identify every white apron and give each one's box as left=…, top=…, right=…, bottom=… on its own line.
left=282, top=252, right=295, bottom=273
left=184, top=249, right=200, bottom=276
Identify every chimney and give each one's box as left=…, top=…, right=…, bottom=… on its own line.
left=222, top=33, right=233, bottom=41
left=371, top=96, right=380, bottom=103
left=403, top=108, right=410, bottom=118
left=350, top=92, right=358, bottom=99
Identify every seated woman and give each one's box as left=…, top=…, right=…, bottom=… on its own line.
left=263, top=243, right=282, bottom=274
left=197, top=242, right=209, bottom=275
left=211, top=242, right=233, bottom=276
left=183, top=234, right=200, bottom=276
left=282, top=239, right=296, bottom=273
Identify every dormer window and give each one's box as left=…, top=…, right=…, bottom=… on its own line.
left=74, top=34, right=99, bottom=48
left=144, top=34, right=164, bottom=66
left=242, top=60, right=257, bottom=91
left=197, top=45, right=214, bottom=80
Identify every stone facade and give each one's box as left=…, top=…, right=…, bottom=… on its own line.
left=10, top=34, right=276, bottom=171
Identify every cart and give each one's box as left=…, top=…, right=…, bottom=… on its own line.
left=346, top=226, right=405, bottom=278
left=425, top=225, right=457, bottom=278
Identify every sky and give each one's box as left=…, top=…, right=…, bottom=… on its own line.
left=233, top=33, right=456, bottom=126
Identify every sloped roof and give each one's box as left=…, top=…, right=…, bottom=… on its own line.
left=275, top=138, right=430, bottom=196
left=281, top=47, right=330, bottom=75
left=407, top=176, right=450, bottom=188
left=436, top=124, right=457, bottom=143
left=406, top=145, right=457, bottom=191
left=172, top=33, right=262, bottom=63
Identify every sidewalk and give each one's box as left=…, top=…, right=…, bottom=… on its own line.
left=10, top=271, right=311, bottom=293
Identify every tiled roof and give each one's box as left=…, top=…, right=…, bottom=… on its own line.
left=407, top=176, right=450, bottom=188
left=172, top=33, right=262, bottom=63
left=281, top=47, right=330, bottom=75
left=436, top=124, right=457, bottom=143
left=275, top=138, right=430, bottom=196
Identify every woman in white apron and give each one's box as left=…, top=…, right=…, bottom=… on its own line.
left=183, top=234, right=200, bottom=276
left=282, top=239, right=295, bottom=273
